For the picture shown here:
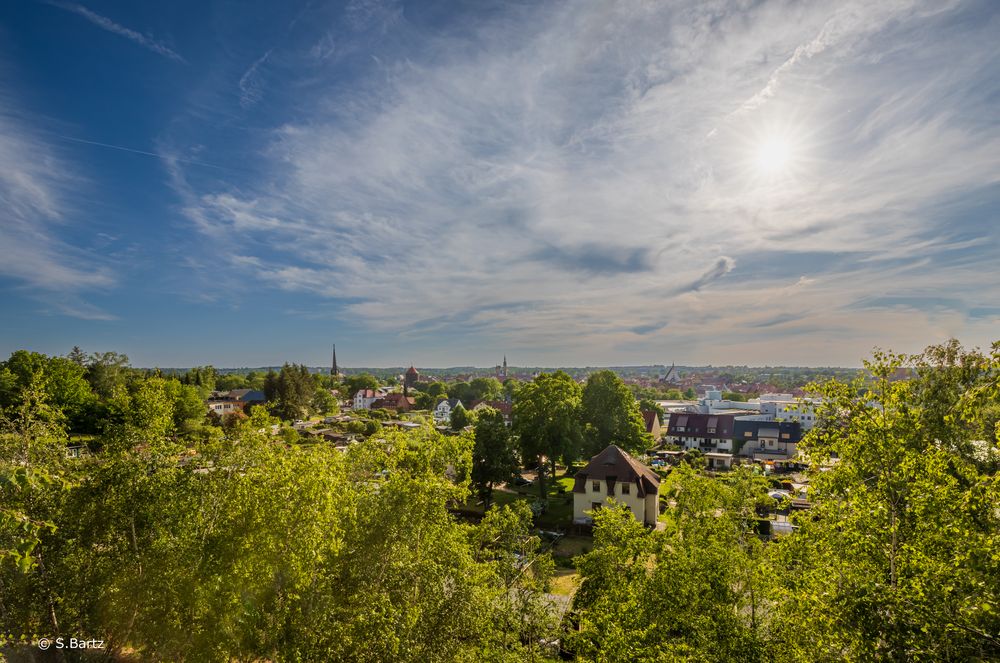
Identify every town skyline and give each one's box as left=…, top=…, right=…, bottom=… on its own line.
left=2, top=0, right=999, bottom=367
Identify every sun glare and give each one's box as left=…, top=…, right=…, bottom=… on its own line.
left=755, top=136, right=792, bottom=175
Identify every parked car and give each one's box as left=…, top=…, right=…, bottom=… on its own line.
left=510, top=475, right=534, bottom=487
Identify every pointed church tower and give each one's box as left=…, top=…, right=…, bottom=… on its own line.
left=331, top=344, right=339, bottom=377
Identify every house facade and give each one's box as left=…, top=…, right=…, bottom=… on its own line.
left=572, top=445, right=660, bottom=527
left=665, top=413, right=737, bottom=453
left=353, top=389, right=382, bottom=410
left=734, top=420, right=802, bottom=459
left=433, top=398, right=463, bottom=423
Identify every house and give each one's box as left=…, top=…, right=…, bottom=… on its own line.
left=371, top=392, right=416, bottom=412
left=665, top=413, right=737, bottom=452
left=228, top=389, right=266, bottom=405
left=471, top=399, right=512, bottom=422
left=572, top=445, right=660, bottom=527
left=353, top=388, right=381, bottom=410
left=734, top=420, right=802, bottom=459
left=206, top=388, right=266, bottom=416
left=434, top=398, right=464, bottom=423
left=207, top=399, right=245, bottom=416
left=641, top=410, right=661, bottom=439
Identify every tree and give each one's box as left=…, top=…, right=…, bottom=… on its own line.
left=86, top=351, right=132, bottom=399
left=471, top=407, right=516, bottom=508
left=344, top=373, right=380, bottom=397
left=638, top=398, right=665, bottom=421
left=450, top=403, right=472, bottom=431
left=580, top=370, right=652, bottom=455
left=67, top=346, right=87, bottom=367
left=426, top=382, right=448, bottom=398
left=569, top=466, right=774, bottom=660
left=469, top=377, right=503, bottom=402
left=179, top=366, right=217, bottom=397
left=770, top=345, right=1000, bottom=660
left=512, top=371, right=582, bottom=500
left=311, top=387, right=338, bottom=415
left=0, top=351, right=95, bottom=430
left=266, top=364, right=315, bottom=421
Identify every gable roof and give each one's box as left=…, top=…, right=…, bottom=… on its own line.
left=572, top=445, right=660, bottom=498
left=229, top=389, right=266, bottom=402
left=641, top=410, right=659, bottom=433
left=667, top=412, right=735, bottom=438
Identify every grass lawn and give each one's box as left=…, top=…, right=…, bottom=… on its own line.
left=465, top=469, right=581, bottom=530
left=549, top=569, right=580, bottom=597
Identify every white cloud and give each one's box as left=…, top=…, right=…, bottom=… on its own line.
left=173, top=0, right=1000, bottom=364
left=0, top=91, right=116, bottom=319
left=50, top=2, right=185, bottom=62
left=239, top=50, right=273, bottom=108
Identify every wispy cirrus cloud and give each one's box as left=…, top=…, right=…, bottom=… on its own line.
left=0, top=87, right=116, bottom=319
left=169, top=0, right=1000, bottom=365
left=49, top=2, right=185, bottom=62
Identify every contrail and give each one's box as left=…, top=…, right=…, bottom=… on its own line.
left=55, top=134, right=233, bottom=171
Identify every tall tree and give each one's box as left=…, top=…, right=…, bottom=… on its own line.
left=580, top=370, right=652, bottom=455
left=471, top=407, right=516, bottom=508
left=344, top=373, right=380, bottom=397
left=469, top=377, right=503, bottom=402
left=0, top=350, right=95, bottom=431
left=512, top=371, right=582, bottom=500
left=86, top=351, right=132, bottom=399
left=771, top=345, right=1000, bottom=660
left=570, top=465, right=774, bottom=660
left=268, top=364, right=315, bottom=421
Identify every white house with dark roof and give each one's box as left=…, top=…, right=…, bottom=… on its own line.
left=433, top=398, right=464, bottom=423
left=572, top=445, right=660, bottom=526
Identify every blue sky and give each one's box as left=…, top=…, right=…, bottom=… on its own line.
left=1, top=0, right=998, bottom=368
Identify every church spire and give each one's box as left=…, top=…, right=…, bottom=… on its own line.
left=331, top=344, right=339, bottom=377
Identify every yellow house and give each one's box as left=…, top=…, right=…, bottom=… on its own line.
left=572, top=445, right=660, bottom=527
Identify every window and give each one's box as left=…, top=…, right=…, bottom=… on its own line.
left=676, top=426, right=685, bottom=432
left=620, top=483, right=630, bottom=495
left=781, top=433, right=790, bottom=439
left=592, top=481, right=600, bottom=492
left=745, top=431, right=752, bottom=437
left=708, top=427, right=716, bottom=433
left=592, top=502, right=602, bottom=511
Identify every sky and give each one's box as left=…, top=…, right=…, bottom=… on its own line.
left=1, top=0, right=998, bottom=368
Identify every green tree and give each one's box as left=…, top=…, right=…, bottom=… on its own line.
left=86, top=351, right=132, bottom=399
left=512, top=371, right=583, bottom=500
left=580, top=370, right=652, bottom=455
left=266, top=364, right=315, bottom=421
left=450, top=403, right=472, bottom=431
left=344, top=373, right=380, bottom=397
left=638, top=398, right=665, bottom=421
left=771, top=345, right=1000, bottom=661
left=311, top=387, right=338, bottom=415
left=471, top=407, right=516, bottom=508
left=0, top=350, right=95, bottom=431
left=469, top=377, right=503, bottom=402
left=426, top=381, right=448, bottom=398
left=569, top=466, right=774, bottom=660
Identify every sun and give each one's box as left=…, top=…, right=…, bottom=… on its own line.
left=754, top=136, right=793, bottom=175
